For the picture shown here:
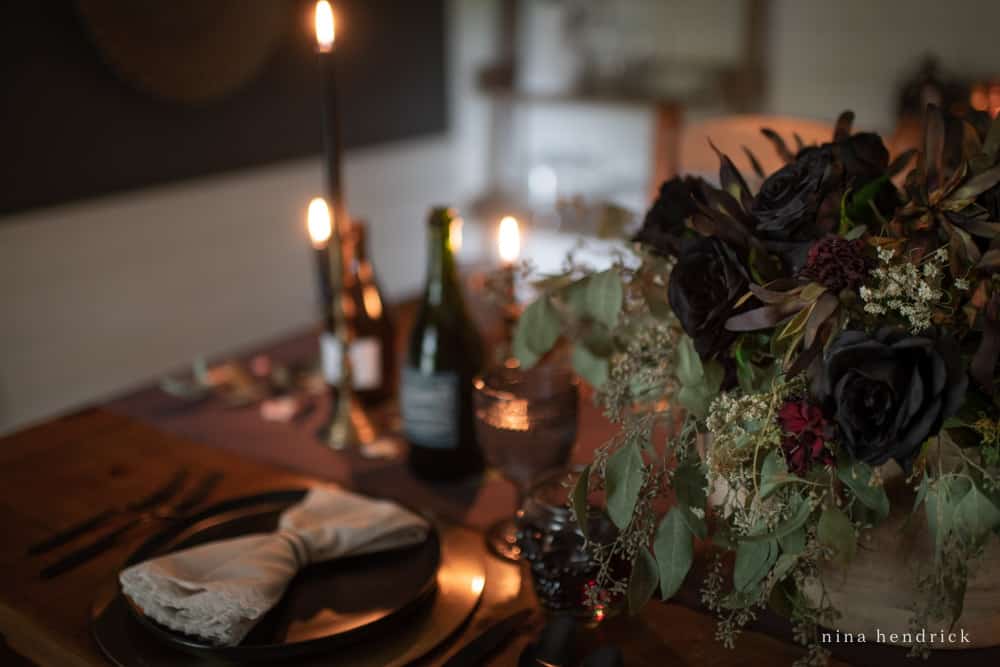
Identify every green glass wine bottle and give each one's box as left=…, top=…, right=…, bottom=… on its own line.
left=402, top=207, right=485, bottom=481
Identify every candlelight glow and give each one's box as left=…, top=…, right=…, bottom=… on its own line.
left=362, top=284, right=383, bottom=319
left=307, top=197, right=332, bottom=248
left=314, top=0, right=335, bottom=52
left=449, top=217, right=463, bottom=253
left=498, top=216, right=520, bottom=264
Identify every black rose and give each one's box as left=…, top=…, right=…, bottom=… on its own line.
left=752, top=146, right=836, bottom=243
left=815, top=328, right=967, bottom=471
left=835, top=132, right=889, bottom=184
left=668, top=237, right=748, bottom=359
left=633, top=176, right=704, bottom=257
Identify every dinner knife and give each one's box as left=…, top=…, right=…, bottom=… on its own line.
left=28, top=467, right=190, bottom=555
left=39, top=471, right=222, bottom=579
left=442, top=608, right=532, bottom=667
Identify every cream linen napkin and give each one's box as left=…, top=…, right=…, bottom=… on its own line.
left=119, top=485, right=430, bottom=646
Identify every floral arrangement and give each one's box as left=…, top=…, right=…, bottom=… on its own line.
left=512, top=107, right=1000, bottom=665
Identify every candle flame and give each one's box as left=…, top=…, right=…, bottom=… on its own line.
left=498, top=215, right=520, bottom=264
left=307, top=197, right=332, bottom=247
left=314, top=0, right=335, bottom=52
left=449, top=217, right=463, bottom=253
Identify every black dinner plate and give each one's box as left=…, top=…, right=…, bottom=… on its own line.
left=115, top=489, right=440, bottom=662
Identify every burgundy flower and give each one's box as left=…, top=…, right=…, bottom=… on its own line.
left=799, top=235, right=869, bottom=293
left=778, top=400, right=833, bottom=475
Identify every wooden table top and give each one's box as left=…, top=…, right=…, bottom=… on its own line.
left=0, top=407, right=833, bottom=667
left=0, top=293, right=843, bottom=666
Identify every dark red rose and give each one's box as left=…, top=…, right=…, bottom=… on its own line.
left=798, top=235, right=870, bottom=292
left=778, top=400, right=833, bottom=475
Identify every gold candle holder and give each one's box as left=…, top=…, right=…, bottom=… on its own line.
left=309, top=198, right=376, bottom=451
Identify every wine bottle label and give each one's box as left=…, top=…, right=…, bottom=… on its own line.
left=320, top=333, right=382, bottom=390
left=401, top=367, right=459, bottom=449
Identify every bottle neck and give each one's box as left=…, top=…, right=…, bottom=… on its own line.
left=423, top=222, right=461, bottom=307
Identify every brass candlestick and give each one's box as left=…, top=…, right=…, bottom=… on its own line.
left=316, top=200, right=376, bottom=451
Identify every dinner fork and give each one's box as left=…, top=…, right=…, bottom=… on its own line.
left=28, top=467, right=190, bottom=555
left=40, top=471, right=223, bottom=579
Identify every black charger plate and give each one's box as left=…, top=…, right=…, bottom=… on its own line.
left=97, top=489, right=444, bottom=662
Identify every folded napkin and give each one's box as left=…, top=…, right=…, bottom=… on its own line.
left=119, top=485, right=430, bottom=646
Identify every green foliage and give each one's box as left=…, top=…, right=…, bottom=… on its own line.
left=734, top=539, right=778, bottom=592
left=627, top=547, right=660, bottom=614
left=512, top=296, right=560, bottom=368
left=759, top=449, right=800, bottom=499
left=605, top=441, right=645, bottom=530
left=584, top=269, right=624, bottom=329
left=836, top=459, right=890, bottom=522
left=954, top=484, right=1000, bottom=544
left=817, top=504, right=856, bottom=565
left=653, top=507, right=694, bottom=599
left=571, top=342, right=609, bottom=388
left=675, top=335, right=724, bottom=419
left=572, top=464, right=591, bottom=541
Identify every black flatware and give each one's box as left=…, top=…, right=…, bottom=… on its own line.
left=40, top=471, right=223, bottom=579
left=28, top=467, right=190, bottom=555
left=443, top=609, right=532, bottom=667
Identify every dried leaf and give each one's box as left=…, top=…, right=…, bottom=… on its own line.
left=709, top=139, right=753, bottom=211
left=743, top=146, right=766, bottom=180
left=923, top=105, right=945, bottom=190
left=804, top=292, right=838, bottom=350
left=725, top=305, right=786, bottom=332
left=778, top=302, right=815, bottom=341
left=961, top=120, right=983, bottom=164
left=834, top=110, right=855, bottom=141
left=951, top=164, right=1000, bottom=202
left=887, top=148, right=917, bottom=178
left=761, top=128, right=795, bottom=163
left=983, top=114, right=1000, bottom=161
left=978, top=249, right=1000, bottom=270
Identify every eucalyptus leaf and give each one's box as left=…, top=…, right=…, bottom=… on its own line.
left=844, top=224, right=868, bottom=241
left=677, top=503, right=707, bottom=540
left=955, top=484, right=1000, bottom=543
left=771, top=553, right=799, bottom=583
left=837, top=459, right=890, bottom=522
left=678, top=385, right=713, bottom=420
left=585, top=269, right=624, bottom=329
left=817, top=505, right=856, bottom=564
left=654, top=507, right=694, bottom=600
left=673, top=459, right=708, bottom=509
left=759, top=450, right=799, bottom=499
left=675, top=335, right=704, bottom=388
left=572, top=464, right=591, bottom=540
left=778, top=527, right=806, bottom=555
left=606, top=442, right=644, bottom=530
left=745, top=496, right=813, bottom=542
left=572, top=342, right=609, bottom=388
left=734, top=539, right=777, bottom=592
left=513, top=297, right=561, bottom=368
left=628, top=547, right=660, bottom=614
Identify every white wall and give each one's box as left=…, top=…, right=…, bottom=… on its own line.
left=0, top=138, right=457, bottom=434
left=0, top=0, right=501, bottom=435
left=766, top=0, right=1000, bottom=131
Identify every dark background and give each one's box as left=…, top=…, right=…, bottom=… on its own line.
left=0, top=0, right=448, bottom=216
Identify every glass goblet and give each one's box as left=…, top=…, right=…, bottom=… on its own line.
left=473, top=363, right=579, bottom=560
